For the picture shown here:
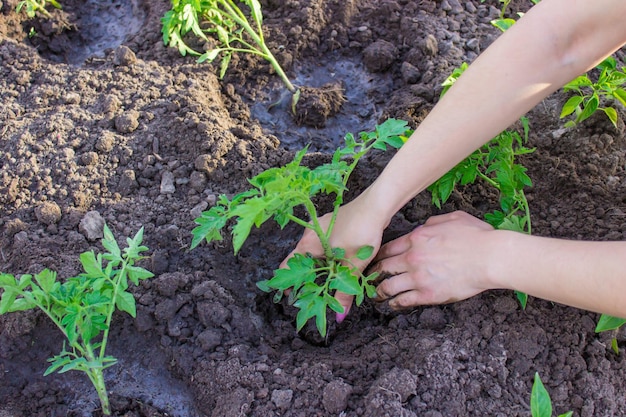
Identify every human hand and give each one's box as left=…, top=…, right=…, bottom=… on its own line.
left=279, top=193, right=389, bottom=322
left=371, top=211, right=497, bottom=309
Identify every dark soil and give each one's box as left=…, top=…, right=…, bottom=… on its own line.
left=1, top=0, right=626, bottom=416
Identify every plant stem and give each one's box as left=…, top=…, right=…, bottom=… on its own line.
left=85, top=345, right=110, bottom=415
left=216, top=1, right=297, bottom=93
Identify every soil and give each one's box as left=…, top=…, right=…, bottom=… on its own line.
left=1, top=0, right=626, bottom=416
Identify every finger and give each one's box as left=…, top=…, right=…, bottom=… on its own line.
left=375, top=272, right=418, bottom=301
left=333, top=291, right=354, bottom=323
left=388, top=289, right=433, bottom=310
left=374, top=233, right=413, bottom=262
left=423, top=210, right=466, bottom=226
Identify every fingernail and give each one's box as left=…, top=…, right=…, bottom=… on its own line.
left=336, top=311, right=348, bottom=323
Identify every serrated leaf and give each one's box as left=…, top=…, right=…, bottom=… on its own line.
left=127, top=266, right=154, bottom=286
left=34, top=269, right=56, bottom=294
left=328, top=265, right=361, bottom=296
left=530, top=373, right=552, bottom=417
left=116, top=290, right=137, bottom=317
left=190, top=206, right=228, bottom=249
left=102, top=224, right=121, bottom=260
left=266, top=254, right=317, bottom=291
left=80, top=251, right=103, bottom=278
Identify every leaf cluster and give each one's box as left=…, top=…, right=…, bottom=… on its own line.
left=191, top=118, right=410, bottom=336
left=161, top=0, right=296, bottom=92
left=561, top=57, right=626, bottom=129
left=0, top=225, right=153, bottom=415
left=16, top=0, right=61, bottom=19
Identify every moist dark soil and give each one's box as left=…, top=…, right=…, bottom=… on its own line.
left=1, top=0, right=626, bottom=416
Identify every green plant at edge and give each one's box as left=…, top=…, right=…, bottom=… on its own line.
left=560, top=57, right=626, bottom=129
left=432, top=63, right=535, bottom=308
left=481, top=0, right=626, bottom=128
left=190, top=118, right=411, bottom=337
left=161, top=0, right=299, bottom=110
left=0, top=225, right=154, bottom=416
left=595, top=314, right=626, bottom=354
left=16, top=0, right=61, bottom=19
left=479, top=0, right=539, bottom=32
left=531, top=372, right=573, bottom=417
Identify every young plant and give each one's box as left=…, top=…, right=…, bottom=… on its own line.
left=595, top=314, right=626, bottom=354
left=531, top=372, right=573, bottom=417
left=432, top=64, right=534, bottom=307
left=162, top=0, right=298, bottom=107
left=479, top=0, right=539, bottom=32
left=0, top=225, right=153, bottom=416
left=190, top=119, right=410, bottom=337
left=560, top=57, right=626, bottom=129
left=16, top=0, right=61, bottom=19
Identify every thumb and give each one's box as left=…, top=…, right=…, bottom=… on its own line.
left=334, top=291, right=354, bottom=323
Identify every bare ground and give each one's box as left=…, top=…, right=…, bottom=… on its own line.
left=1, top=0, right=626, bottom=416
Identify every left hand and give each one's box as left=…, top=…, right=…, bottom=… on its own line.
left=370, top=211, right=498, bottom=309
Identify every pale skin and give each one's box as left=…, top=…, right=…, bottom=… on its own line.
left=281, top=0, right=626, bottom=321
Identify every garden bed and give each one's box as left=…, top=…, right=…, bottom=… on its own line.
left=1, top=0, right=626, bottom=415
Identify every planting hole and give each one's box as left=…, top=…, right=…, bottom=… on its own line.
left=251, top=57, right=393, bottom=153
left=28, top=0, right=146, bottom=64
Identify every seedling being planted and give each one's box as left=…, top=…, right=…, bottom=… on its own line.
left=191, top=119, right=411, bottom=337
left=531, top=372, right=573, bottom=417
left=0, top=225, right=153, bottom=416
left=162, top=0, right=298, bottom=106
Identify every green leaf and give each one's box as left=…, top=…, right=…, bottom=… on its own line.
left=126, top=265, right=154, bottom=286
left=576, top=94, right=599, bottom=123
left=560, top=95, right=583, bottom=118
left=80, top=251, right=103, bottom=278
left=190, top=206, right=228, bottom=249
left=328, top=265, right=361, bottom=296
left=595, top=314, right=626, bottom=333
left=34, top=269, right=56, bottom=294
left=602, top=107, right=618, bottom=128
left=266, top=254, right=317, bottom=291
left=102, top=224, right=122, bottom=261
left=490, top=18, right=516, bottom=32
left=531, top=373, right=553, bottom=417
left=355, top=245, right=375, bottom=261
left=116, top=290, right=137, bottom=317
left=515, top=290, right=528, bottom=309
left=614, top=88, right=626, bottom=107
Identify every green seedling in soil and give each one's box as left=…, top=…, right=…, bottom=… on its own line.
left=162, top=0, right=299, bottom=109
left=0, top=225, right=153, bottom=416
left=16, top=0, right=61, bottom=19
left=531, top=372, right=573, bottom=417
left=480, top=0, right=539, bottom=32
left=190, top=118, right=411, bottom=337
left=560, top=57, right=626, bottom=129
left=595, top=314, right=626, bottom=354
left=432, top=64, right=534, bottom=307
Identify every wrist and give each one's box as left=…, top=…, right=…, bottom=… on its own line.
left=483, top=229, right=523, bottom=291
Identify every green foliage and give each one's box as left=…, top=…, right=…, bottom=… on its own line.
left=191, top=118, right=411, bottom=337
left=16, top=0, right=61, bottom=19
left=561, top=57, right=626, bottom=129
left=531, top=373, right=573, bottom=417
left=595, top=314, right=626, bottom=354
left=162, top=0, right=297, bottom=94
left=0, top=225, right=153, bottom=416
left=480, top=0, right=539, bottom=32
left=432, top=63, right=534, bottom=307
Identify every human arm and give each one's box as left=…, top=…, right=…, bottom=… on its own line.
left=373, top=211, right=626, bottom=319
left=282, top=0, right=626, bottom=319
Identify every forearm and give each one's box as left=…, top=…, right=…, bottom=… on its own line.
left=361, top=0, right=626, bottom=220
left=489, top=231, right=626, bottom=318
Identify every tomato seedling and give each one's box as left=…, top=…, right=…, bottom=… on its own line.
left=162, top=0, right=299, bottom=109
left=433, top=64, right=535, bottom=307
left=190, top=118, right=411, bottom=337
left=0, top=225, right=153, bottom=416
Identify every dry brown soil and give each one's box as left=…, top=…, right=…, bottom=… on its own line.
left=1, top=0, right=626, bottom=416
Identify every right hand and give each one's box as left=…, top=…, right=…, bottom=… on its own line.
left=279, top=192, right=390, bottom=321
